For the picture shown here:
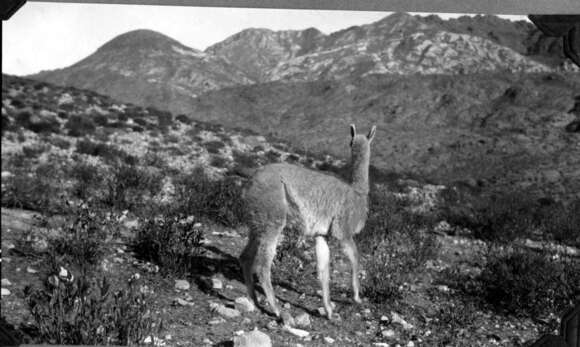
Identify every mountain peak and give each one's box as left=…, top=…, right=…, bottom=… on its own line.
left=97, top=29, right=193, bottom=52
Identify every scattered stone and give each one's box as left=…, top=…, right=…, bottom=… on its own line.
left=295, top=312, right=311, bottom=328
left=323, top=336, right=335, bottom=344
left=233, top=328, right=272, bottom=347
left=113, top=257, right=124, bottom=263
left=380, top=315, right=389, bottom=322
left=235, top=296, right=255, bottom=312
left=436, top=285, right=450, bottom=293
left=266, top=320, right=278, bottom=330
left=173, top=298, right=195, bottom=307
left=1, top=288, right=11, bottom=296
left=208, top=317, right=226, bottom=325
left=406, top=341, right=415, bottom=347
left=381, top=329, right=396, bottom=338
left=211, top=277, right=223, bottom=290
left=26, top=266, right=38, bottom=274
left=242, top=317, right=252, bottom=324
left=373, top=343, right=390, bottom=347
left=209, top=302, right=241, bottom=318
left=281, top=311, right=295, bottom=327
left=203, top=338, right=213, bottom=345
left=1, top=279, right=12, bottom=286
left=283, top=302, right=291, bottom=309
left=363, top=308, right=372, bottom=316
left=174, top=279, right=190, bottom=291
left=391, top=312, right=414, bottom=330
left=284, top=326, right=309, bottom=338
left=317, top=307, right=326, bottom=316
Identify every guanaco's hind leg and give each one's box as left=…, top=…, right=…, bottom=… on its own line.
left=239, top=234, right=259, bottom=305
left=255, top=224, right=284, bottom=317
left=315, top=235, right=333, bottom=319
left=341, top=237, right=362, bottom=304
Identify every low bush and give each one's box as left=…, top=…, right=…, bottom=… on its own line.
left=1, top=164, right=64, bottom=213
left=104, top=163, right=164, bottom=211
left=68, top=161, right=105, bottom=201
left=65, top=115, right=96, bottom=137
left=476, top=246, right=579, bottom=318
left=173, top=167, right=244, bottom=227
left=133, top=209, right=204, bottom=275
left=24, top=271, right=156, bottom=345
left=48, top=201, right=120, bottom=273
left=76, top=139, right=137, bottom=165
left=358, top=187, right=439, bottom=304
left=204, top=140, right=226, bottom=154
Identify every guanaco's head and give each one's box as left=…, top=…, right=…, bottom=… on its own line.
left=349, top=124, right=376, bottom=160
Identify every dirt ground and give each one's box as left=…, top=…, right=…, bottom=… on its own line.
left=0, top=207, right=560, bottom=346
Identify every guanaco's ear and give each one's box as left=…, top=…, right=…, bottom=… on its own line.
left=350, top=124, right=356, bottom=138
left=367, top=125, right=376, bottom=142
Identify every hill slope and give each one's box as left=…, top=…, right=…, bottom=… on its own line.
left=189, top=72, right=580, bottom=200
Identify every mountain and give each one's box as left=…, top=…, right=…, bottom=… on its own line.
left=206, top=13, right=569, bottom=83
left=188, top=72, right=580, bottom=200
left=32, top=29, right=253, bottom=108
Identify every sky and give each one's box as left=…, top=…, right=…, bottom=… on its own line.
left=2, top=2, right=529, bottom=76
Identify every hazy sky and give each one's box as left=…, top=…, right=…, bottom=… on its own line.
left=2, top=2, right=528, bottom=76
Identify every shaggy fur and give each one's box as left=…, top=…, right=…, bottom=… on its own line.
left=239, top=124, right=376, bottom=320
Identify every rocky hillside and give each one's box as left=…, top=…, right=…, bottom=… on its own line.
left=32, top=29, right=253, bottom=103
left=30, top=13, right=575, bottom=103
left=189, top=72, right=580, bottom=201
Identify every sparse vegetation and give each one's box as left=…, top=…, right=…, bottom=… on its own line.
left=65, top=115, right=96, bottom=137
left=133, top=208, right=205, bottom=276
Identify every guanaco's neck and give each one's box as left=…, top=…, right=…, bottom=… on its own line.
left=351, top=144, right=370, bottom=194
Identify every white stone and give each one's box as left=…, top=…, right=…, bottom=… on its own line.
left=174, top=279, right=190, bottom=291
left=284, top=326, right=309, bottom=338
left=1, top=288, right=11, bottom=296
left=234, top=297, right=256, bottom=312
left=233, top=328, right=272, bottom=347
left=1, top=278, right=12, bottom=286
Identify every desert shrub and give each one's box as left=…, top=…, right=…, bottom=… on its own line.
left=92, top=114, right=108, bottom=127
left=48, top=202, right=120, bottom=271
left=10, top=98, right=26, bottom=109
left=104, top=163, right=164, bottom=211
left=2, top=113, right=13, bottom=135
left=175, top=114, right=191, bottom=124
left=24, top=271, right=156, bottom=345
left=75, top=139, right=136, bottom=165
left=69, top=161, right=105, bottom=200
left=536, top=199, right=580, bottom=247
left=173, top=167, right=244, bottom=227
left=47, top=137, right=71, bottom=150
left=65, top=115, right=96, bottom=137
left=164, top=134, right=180, bottom=144
left=22, top=144, right=50, bottom=159
left=423, top=300, right=478, bottom=346
left=204, top=140, right=225, bottom=154
left=210, top=155, right=229, bottom=168
left=475, top=246, right=580, bottom=318
left=232, top=150, right=261, bottom=168
left=14, top=111, right=60, bottom=134
left=1, top=164, right=64, bottom=213
left=131, top=125, right=144, bottom=133
left=359, top=187, right=439, bottom=303
left=57, top=111, right=69, bottom=120
left=439, top=191, right=537, bottom=243
left=133, top=209, right=204, bottom=275
left=141, top=150, right=167, bottom=170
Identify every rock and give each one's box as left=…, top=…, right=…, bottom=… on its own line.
left=295, top=312, right=311, bottom=328
left=373, top=343, right=390, bottom=347
left=266, top=320, right=278, bottom=330
left=234, top=297, right=256, bottom=312
left=391, top=312, right=414, bottom=330
left=174, top=279, right=190, bottom=291
left=1, top=288, right=10, bottom=296
left=211, top=277, right=223, bottom=290
left=1, top=279, right=12, bottom=286
left=209, top=302, right=241, bottom=318
left=436, top=285, right=450, bottom=293
left=406, top=341, right=415, bottom=347
left=380, top=315, right=389, bottom=322
left=173, top=298, right=195, bottom=307
left=233, top=328, right=272, bottom=347
left=317, top=307, right=326, bottom=316
left=280, top=311, right=295, bottom=327
left=284, top=326, right=309, bottom=338
left=1, top=171, right=13, bottom=179
left=208, top=317, right=226, bottom=325
left=26, top=266, right=38, bottom=274
left=324, top=336, right=335, bottom=344
left=381, top=329, right=396, bottom=338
